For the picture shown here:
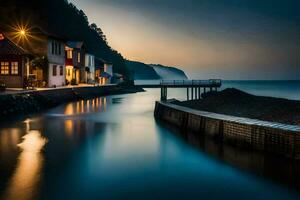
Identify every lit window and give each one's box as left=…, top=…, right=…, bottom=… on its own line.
left=60, top=66, right=63, bottom=76
left=11, top=62, right=19, bottom=75
left=77, top=52, right=81, bottom=63
left=53, top=65, right=57, bottom=76
left=0, top=62, right=9, bottom=75
left=67, top=50, right=72, bottom=59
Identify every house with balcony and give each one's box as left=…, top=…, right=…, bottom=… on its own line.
left=65, top=41, right=86, bottom=85
left=95, top=57, right=113, bottom=85
left=0, top=32, right=31, bottom=88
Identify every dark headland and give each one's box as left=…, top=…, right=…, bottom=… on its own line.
left=173, top=88, right=300, bottom=126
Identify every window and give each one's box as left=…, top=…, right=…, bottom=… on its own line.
left=58, top=44, right=61, bottom=55
left=0, top=33, right=4, bottom=40
left=67, top=50, right=72, bottom=59
left=11, top=62, right=19, bottom=75
left=53, top=65, right=57, bottom=76
left=52, top=42, right=55, bottom=54
left=60, top=66, right=63, bottom=76
left=77, top=52, right=81, bottom=63
left=55, top=43, right=58, bottom=55
left=88, top=56, right=91, bottom=66
left=1, top=62, right=9, bottom=75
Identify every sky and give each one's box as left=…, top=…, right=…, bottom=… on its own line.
left=70, top=0, right=300, bottom=80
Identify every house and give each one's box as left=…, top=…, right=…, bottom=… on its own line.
left=46, top=36, right=66, bottom=87
left=4, top=27, right=66, bottom=88
left=65, top=41, right=86, bottom=85
left=112, top=73, right=124, bottom=84
left=95, top=58, right=113, bottom=85
left=0, top=32, right=31, bottom=88
left=85, top=53, right=95, bottom=84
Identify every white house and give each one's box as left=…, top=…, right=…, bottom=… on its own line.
left=85, top=53, right=95, bottom=84
left=47, top=38, right=65, bottom=87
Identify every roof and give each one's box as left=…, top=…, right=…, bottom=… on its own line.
left=100, top=72, right=112, bottom=78
left=67, top=41, right=84, bottom=49
left=0, top=33, right=29, bottom=55
left=95, top=57, right=113, bottom=65
left=113, top=73, right=123, bottom=78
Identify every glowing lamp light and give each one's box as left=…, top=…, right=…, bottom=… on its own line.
left=0, top=33, right=4, bottom=40
left=19, top=29, right=26, bottom=36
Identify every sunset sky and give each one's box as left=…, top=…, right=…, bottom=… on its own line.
left=70, top=0, right=300, bottom=80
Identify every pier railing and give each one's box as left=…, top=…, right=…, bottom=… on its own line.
left=160, top=79, right=222, bottom=87
left=158, top=79, right=222, bottom=101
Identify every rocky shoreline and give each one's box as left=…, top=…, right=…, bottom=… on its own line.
left=173, top=88, right=300, bottom=126
left=0, top=85, right=144, bottom=122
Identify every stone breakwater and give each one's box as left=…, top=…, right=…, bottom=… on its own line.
left=154, top=100, right=300, bottom=159
left=0, top=85, right=144, bottom=121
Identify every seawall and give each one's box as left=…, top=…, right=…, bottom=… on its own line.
left=0, top=85, right=143, bottom=121
left=154, top=100, right=300, bottom=159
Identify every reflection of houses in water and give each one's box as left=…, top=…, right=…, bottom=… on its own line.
left=2, top=120, right=47, bottom=200
left=64, top=97, right=107, bottom=115
left=63, top=97, right=107, bottom=140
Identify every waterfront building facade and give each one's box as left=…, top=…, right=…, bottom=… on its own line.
left=0, top=33, right=31, bottom=88
left=47, top=37, right=66, bottom=87
left=95, top=58, right=113, bottom=85
left=3, top=27, right=66, bottom=88
left=65, top=41, right=86, bottom=85
left=85, top=53, right=95, bottom=84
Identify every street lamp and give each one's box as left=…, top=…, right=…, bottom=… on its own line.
left=19, top=29, right=26, bottom=36
left=18, top=28, right=28, bottom=38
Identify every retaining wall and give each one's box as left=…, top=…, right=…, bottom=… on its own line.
left=0, top=85, right=143, bottom=120
left=154, top=100, right=300, bottom=159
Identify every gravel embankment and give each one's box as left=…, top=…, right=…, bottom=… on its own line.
left=173, top=88, right=300, bottom=126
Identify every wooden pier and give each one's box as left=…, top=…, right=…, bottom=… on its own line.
left=139, top=79, right=222, bottom=101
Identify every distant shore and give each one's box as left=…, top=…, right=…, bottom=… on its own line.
left=173, top=88, right=300, bottom=126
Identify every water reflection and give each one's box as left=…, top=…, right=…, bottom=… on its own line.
left=2, top=120, right=47, bottom=200
left=164, top=123, right=300, bottom=190
left=0, top=89, right=300, bottom=200
left=64, top=97, right=107, bottom=116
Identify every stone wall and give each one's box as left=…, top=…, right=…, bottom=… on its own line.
left=0, top=85, right=143, bottom=121
left=155, top=101, right=300, bottom=159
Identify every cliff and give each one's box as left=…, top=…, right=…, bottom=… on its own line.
left=126, top=60, right=188, bottom=80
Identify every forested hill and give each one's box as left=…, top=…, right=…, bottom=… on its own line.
left=0, top=0, right=130, bottom=78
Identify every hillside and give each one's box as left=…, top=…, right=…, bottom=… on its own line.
left=0, top=0, right=130, bottom=78
left=151, top=64, right=188, bottom=80
left=125, top=60, right=160, bottom=80
left=0, top=0, right=188, bottom=81
left=126, top=60, right=188, bottom=80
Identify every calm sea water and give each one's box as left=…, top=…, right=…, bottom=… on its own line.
left=0, top=81, right=300, bottom=200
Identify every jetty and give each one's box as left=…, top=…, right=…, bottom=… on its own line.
left=155, top=100, right=300, bottom=159
left=139, top=79, right=222, bottom=100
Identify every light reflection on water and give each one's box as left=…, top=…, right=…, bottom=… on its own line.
left=0, top=88, right=299, bottom=199
left=1, top=120, right=47, bottom=200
